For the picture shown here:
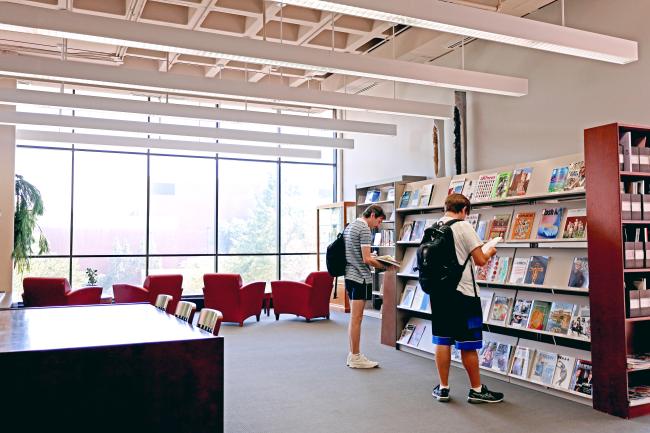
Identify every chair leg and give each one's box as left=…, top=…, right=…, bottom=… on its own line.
left=239, top=321, right=244, bottom=327
left=326, top=314, right=330, bottom=320
left=275, top=313, right=280, bottom=321
left=305, top=318, right=311, bottom=323
left=256, top=314, right=260, bottom=321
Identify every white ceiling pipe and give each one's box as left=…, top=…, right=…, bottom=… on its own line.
left=280, top=0, right=638, bottom=64
left=0, top=53, right=453, bottom=119
left=15, top=130, right=322, bottom=159
left=0, top=3, right=528, bottom=96
left=0, top=111, right=354, bottom=148
left=0, top=88, right=397, bottom=136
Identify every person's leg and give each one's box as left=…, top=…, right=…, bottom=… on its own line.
left=348, top=299, right=365, bottom=354
left=460, top=349, right=481, bottom=388
left=434, top=344, right=452, bottom=387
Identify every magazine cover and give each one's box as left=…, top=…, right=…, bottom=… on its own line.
left=530, top=351, right=558, bottom=385
left=448, top=178, right=466, bottom=195
left=411, top=286, right=426, bottom=312
left=365, top=189, right=380, bottom=203
left=509, top=346, right=534, bottom=378
left=493, top=257, right=511, bottom=283
left=524, top=256, right=549, bottom=285
left=398, top=190, right=411, bottom=208
left=485, top=256, right=501, bottom=283
left=476, top=220, right=488, bottom=240
left=466, top=213, right=480, bottom=230
left=510, top=212, right=536, bottom=240
left=507, top=167, right=533, bottom=196
left=570, top=360, right=593, bottom=396
left=508, top=257, right=531, bottom=284
left=476, top=256, right=497, bottom=281
left=492, top=343, right=513, bottom=374
left=480, top=293, right=493, bottom=321
left=564, top=161, right=586, bottom=191
left=397, top=324, right=416, bottom=344
left=411, top=220, right=426, bottom=241
left=479, top=341, right=498, bottom=369
left=510, top=298, right=533, bottom=328
left=462, top=179, right=476, bottom=201
left=491, top=171, right=513, bottom=199
left=568, top=257, right=589, bottom=288
left=409, top=324, right=427, bottom=346
left=562, top=208, right=587, bottom=239
left=408, top=189, right=421, bottom=207
left=474, top=173, right=498, bottom=202
left=548, top=166, right=570, bottom=192
left=545, top=302, right=576, bottom=335
left=568, top=305, right=591, bottom=339
left=488, top=213, right=512, bottom=239
left=400, top=222, right=413, bottom=242
left=386, top=187, right=395, bottom=202
left=488, top=295, right=512, bottom=324
left=399, top=284, right=416, bottom=308
left=418, top=184, right=434, bottom=207
left=527, top=300, right=552, bottom=330
left=537, top=207, right=565, bottom=239
left=553, top=354, right=576, bottom=390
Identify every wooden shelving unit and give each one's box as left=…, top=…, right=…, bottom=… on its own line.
left=585, top=123, right=650, bottom=418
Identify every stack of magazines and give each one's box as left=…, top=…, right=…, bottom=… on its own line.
left=629, top=385, right=650, bottom=405
left=627, top=353, right=650, bottom=370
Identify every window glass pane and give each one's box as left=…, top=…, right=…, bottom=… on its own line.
left=12, top=257, right=70, bottom=302
left=71, top=257, right=145, bottom=298
left=150, top=156, right=216, bottom=254
left=280, top=255, right=318, bottom=281
left=281, top=164, right=334, bottom=253
left=218, top=160, right=278, bottom=254
left=148, top=256, right=215, bottom=296
left=15, top=147, right=72, bottom=255
left=219, top=255, right=277, bottom=284
left=73, top=151, right=147, bottom=255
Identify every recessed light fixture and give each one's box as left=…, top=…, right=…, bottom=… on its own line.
left=279, top=0, right=638, bottom=64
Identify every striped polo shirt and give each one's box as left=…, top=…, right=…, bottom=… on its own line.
left=344, top=218, right=372, bottom=284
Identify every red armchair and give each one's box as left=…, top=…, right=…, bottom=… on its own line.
left=113, top=274, right=183, bottom=314
left=271, top=272, right=334, bottom=322
left=22, top=277, right=102, bottom=307
left=202, top=274, right=266, bottom=326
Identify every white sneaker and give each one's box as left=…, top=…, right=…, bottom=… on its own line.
left=346, top=352, right=353, bottom=366
left=348, top=353, right=379, bottom=369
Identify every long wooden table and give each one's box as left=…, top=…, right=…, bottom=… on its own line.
left=0, top=303, right=223, bottom=432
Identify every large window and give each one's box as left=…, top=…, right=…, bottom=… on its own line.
left=12, top=87, right=336, bottom=300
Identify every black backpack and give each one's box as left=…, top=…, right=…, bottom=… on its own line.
left=326, top=230, right=347, bottom=298
left=416, top=219, right=471, bottom=295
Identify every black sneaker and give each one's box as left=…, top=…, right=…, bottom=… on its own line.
left=467, top=385, right=504, bottom=404
left=432, top=385, right=450, bottom=402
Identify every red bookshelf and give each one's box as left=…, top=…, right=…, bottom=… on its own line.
left=585, top=122, right=650, bottom=418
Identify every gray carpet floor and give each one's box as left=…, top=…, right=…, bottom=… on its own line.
left=220, top=310, right=650, bottom=433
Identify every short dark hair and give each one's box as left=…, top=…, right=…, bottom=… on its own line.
left=362, top=204, right=386, bottom=219
left=444, top=193, right=471, bottom=214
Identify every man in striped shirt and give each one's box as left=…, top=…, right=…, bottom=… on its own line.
left=344, top=204, right=387, bottom=369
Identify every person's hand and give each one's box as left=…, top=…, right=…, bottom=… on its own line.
left=486, top=246, right=497, bottom=257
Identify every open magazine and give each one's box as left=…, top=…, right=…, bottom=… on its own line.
left=375, top=255, right=401, bottom=267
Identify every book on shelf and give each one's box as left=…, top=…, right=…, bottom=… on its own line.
left=365, top=189, right=381, bottom=203
left=548, top=166, right=569, bottom=192
left=562, top=208, right=587, bottom=239
left=508, top=167, right=533, bottom=197
left=621, top=131, right=633, bottom=172
left=476, top=220, right=488, bottom=241
left=527, top=300, right=552, bottom=330
left=372, top=232, right=382, bottom=246
left=462, top=179, right=476, bottom=201
left=567, top=305, right=590, bottom=340
left=568, top=257, right=589, bottom=289
left=492, top=257, right=511, bottom=284
left=474, top=173, right=498, bottom=202
left=545, top=302, right=576, bottom=335
left=493, top=343, right=513, bottom=374
left=411, top=285, right=426, bottom=312
left=448, top=178, right=466, bottom=195
left=400, top=222, right=414, bottom=242
left=398, top=190, right=412, bottom=208
left=530, top=350, right=558, bottom=385
left=409, top=189, right=421, bottom=208
left=398, top=324, right=416, bottom=344
left=480, top=292, right=493, bottom=322
left=411, top=220, right=426, bottom=242
left=399, top=283, right=417, bottom=308
left=488, top=294, right=513, bottom=325
left=409, top=324, right=427, bottom=346
left=483, top=256, right=501, bottom=282
left=466, top=213, right=480, bottom=230
left=479, top=341, right=498, bottom=369
left=509, top=346, right=534, bottom=379
left=564, top=161, right=586, bottom=191
left=491, top=171, right=513, bottom=199
left=508, top=257, right=531, bottom=284
left=487, top=213, right=512, bottom=239
left=376, top=255, right=400, bottom=267
left=416, top=284, right=432, bottom=312
left=509, top=298, right=533, bottom=328
left=510, top=212, right=536, bottom=240
left=553, top=354, right=577, bottom=390
left=570, top=359, right=593, bottom=396
left=418, top=184, right=434, bottom=207
left=537, top=207, right=565, bottom=239
left=386, top=187, right=395, bottom=202
left=524, top=256, right=550, bottom=285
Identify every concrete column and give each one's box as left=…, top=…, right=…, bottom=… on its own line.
left=0, top=78, right=16, bottom=307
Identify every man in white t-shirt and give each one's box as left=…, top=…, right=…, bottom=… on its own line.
left=430, top=194, right=504, bottom=404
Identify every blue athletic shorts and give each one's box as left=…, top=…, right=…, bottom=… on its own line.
left=430, top=291, right=483, bottom=350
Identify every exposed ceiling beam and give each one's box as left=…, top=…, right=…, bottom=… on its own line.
left=0, top=3, right=528, bottom=96
left=0, top=88, right=397, bottom=135
left=0, top=53, right=453, bottom=118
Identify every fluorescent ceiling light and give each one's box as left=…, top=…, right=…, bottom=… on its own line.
left=0, top=111, right=354, bottom=149
left=280, top=0, right=638, bottom=64
left=0, top=3, right=527, bottom=96
left=0, top=88, right=397, bottom=136
left=0, top=54, right=453, bottom=119
left=16, top=130, right=321, bottom=159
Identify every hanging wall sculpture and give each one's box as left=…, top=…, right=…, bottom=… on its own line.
left=453, top=106, right=461, bottom=175
left=433, top=125, right=440, bottom=177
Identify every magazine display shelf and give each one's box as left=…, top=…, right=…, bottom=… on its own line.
left=585, top=123, right=650, bottom=418
left=355, top=175, right=425, bottom=321
left=388, top=153, right=594, bottom=406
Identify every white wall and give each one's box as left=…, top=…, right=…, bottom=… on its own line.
left=342, top=0, right=649, bottom=193
left=0, top=79, right=15, bottom=306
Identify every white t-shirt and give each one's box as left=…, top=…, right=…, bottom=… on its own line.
left=439, top=216, right=483, bottom=297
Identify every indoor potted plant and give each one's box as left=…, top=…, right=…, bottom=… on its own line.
left=13, top=174, right=49, bottom=273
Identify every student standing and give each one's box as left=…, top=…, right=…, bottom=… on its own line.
left=430, top=194, right=504, bottom=403
left=344, top=204, right=386, bottom=368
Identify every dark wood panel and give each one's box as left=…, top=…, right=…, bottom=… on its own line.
left=381, top=268, right=397, bottom=346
